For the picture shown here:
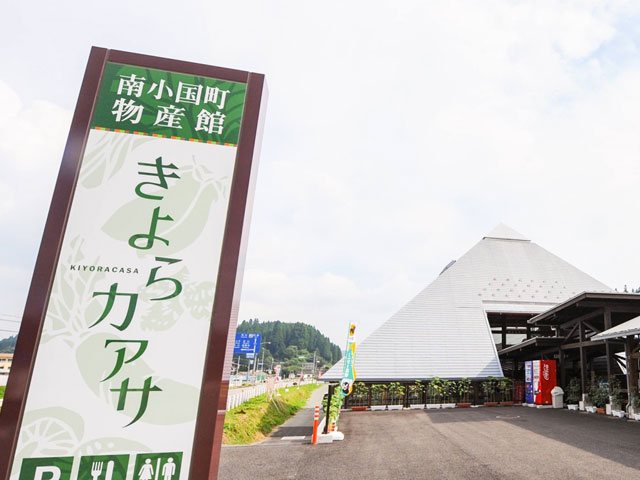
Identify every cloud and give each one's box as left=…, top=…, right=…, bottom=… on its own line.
left=2, top=0, right=640, bottom=345
left=0, top=81, right=71, bottom=319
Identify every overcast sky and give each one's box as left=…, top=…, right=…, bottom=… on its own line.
left=1, top=1, right=640, bottom=346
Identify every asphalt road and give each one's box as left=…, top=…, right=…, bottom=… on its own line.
left=219, top=406, right=640, bottom=480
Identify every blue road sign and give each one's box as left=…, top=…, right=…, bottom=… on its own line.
left=234, top=333, right=261, bottom=354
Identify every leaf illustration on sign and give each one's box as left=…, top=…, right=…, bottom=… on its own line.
left=102, top=163, right=229, bottom=256
left=15, top=408, right=84, bottom=460
left=42, top=237, right=106, bottom=346
left=76, top=333, right=200, bottom=425
left=80, top=130, right=152, bottom=188
left=183, top=281, right=215, bottom=319
left=139, top=266, right=188, bottom=331
left=140, top=273, right=215, bottom=331
left=75, top=438, right=148, bottom=457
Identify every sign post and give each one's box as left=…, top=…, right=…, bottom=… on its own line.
left=0, top=47, right=266, bottom=480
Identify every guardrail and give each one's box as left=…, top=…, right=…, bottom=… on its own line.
left=225, top=380, right=314, bottom=410
left=226, top=384, right=268, bottom=410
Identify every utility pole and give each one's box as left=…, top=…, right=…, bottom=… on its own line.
left=259, top=341, right=271, bottom=378
left=312, top=351, right=317, bottom=378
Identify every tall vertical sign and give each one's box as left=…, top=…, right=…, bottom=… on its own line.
left=339, top=323, right=357, bottom=397
left=0, top=48, right=266, bottom=480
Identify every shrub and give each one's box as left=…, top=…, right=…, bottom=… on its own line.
left=608, top=376, right=623, bottom=409
left=481, top=376, right=497, bottom=402
left=497, top=378, right=512, bottom=402
left=388, top=382, right=405, bottom=404
left=589, top=379, right=609, bottom=408
left=566, top=378, right=581, bottom=404
left=430, top=377, right=445, bottom=402
left=457, top=378, right=472, bottom=403
left=409, top=381, right=425, bottom=403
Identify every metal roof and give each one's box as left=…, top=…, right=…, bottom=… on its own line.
left=528, top=292, right=640, bottom=326
left=592, top=315, right=640, bottom=341
left=498, top=337, right=564, bottom=358
left=322, top=224, right=611, bottom=382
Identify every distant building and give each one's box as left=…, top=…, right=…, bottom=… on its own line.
left=322, top=224, right=611, bottom=382
left=0, top=353, right=12, bottom=386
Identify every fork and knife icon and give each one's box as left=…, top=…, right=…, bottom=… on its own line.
left=91, top=460, right=115, bottom=480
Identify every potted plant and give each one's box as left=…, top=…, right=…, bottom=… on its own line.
left=608, top=376, right=625, bottom=418
left=370, top=383, right=387, bottom=411
left=588, top=380, right=608, bottom=414
left=387, top=382, right=405, bottom=410
left=482, top=377, right=498, bottom=406
left=408, top=381, right=426, bottom=409
left=427, top=377, right=444, bottom=409
left=498, top=378, right=513, bottom=406
left=351, top=382, right=369, bottom=411
left=456, top=378, right=472, bottom=408
left=441, top=380, right=457, bottom=408
left=566, top=378, right=581, bottom=411
left=630, top=395, right=640, bottom=421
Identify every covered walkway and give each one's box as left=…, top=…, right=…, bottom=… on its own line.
left=499, top=292, right=640, bottom=401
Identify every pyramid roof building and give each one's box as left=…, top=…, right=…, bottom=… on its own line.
left=323, top=224, right=612, bottom=381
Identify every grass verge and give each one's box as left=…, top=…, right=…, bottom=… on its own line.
left=0, top=386, right=4, bottom=399
left=223, top=383, right=320, bottom=445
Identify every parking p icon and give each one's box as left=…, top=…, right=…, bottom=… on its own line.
left=34, top=466, right=61, bottom=480
left=19, top=457, right=73, bottom=480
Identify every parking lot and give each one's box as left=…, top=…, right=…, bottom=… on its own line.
left=220, top=407, right=640, bottom=480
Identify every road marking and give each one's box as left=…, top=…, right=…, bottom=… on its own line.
left=281, top=436, right=306, bottom=441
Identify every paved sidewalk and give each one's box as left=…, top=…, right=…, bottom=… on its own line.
left=263, top=383, right=327, bottom=444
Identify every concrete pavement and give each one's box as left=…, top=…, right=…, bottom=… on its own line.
left=220, top=406, right=640, bottom=480
left=261, top=383, right=327, bottom=445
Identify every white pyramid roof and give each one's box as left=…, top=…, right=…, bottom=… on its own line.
left=323, top=225, right=611, bottom=381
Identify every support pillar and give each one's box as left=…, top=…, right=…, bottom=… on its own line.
left=558, top=348, right=566, bottom=389
left=579, top=321, right=587, bottom=395
left=501, top=320, right=507, bottom=349
left=604, top=308, right=614, bottom=379
left=626, top=337, right=638, bottom=402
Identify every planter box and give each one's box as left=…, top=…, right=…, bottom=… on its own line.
left=441, top=403, right=456, bottom=409
left=596, top=407, right=606, bottom=414
left=633, top=413, right=640, bottom=421
left=586, top=406, right=597, bottom=413
left=499, top=401, right=514, bottom=407
left=387, top=404, right=403, bottom=411
left=370, top=405, right=386, bottom=411
left=426, top=404, right=441, bottom=410
left=484, top=402, right=499, bottom=407
left=456, top=403, right=472, bottom=408
left=612, top=410, right=626, bottom=418
left=567, top=404, right=579, bottom=411
left=408, top=404, right=425, bottom=410
left=351, top=406, right=368, bottom=411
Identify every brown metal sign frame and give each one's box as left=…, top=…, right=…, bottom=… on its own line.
left=0, top=46, right=266, bottom=480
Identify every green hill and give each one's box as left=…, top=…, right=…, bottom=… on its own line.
left=0, top=335, right=16, bottom=353
left=236, top=320, right=342, bottom=377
